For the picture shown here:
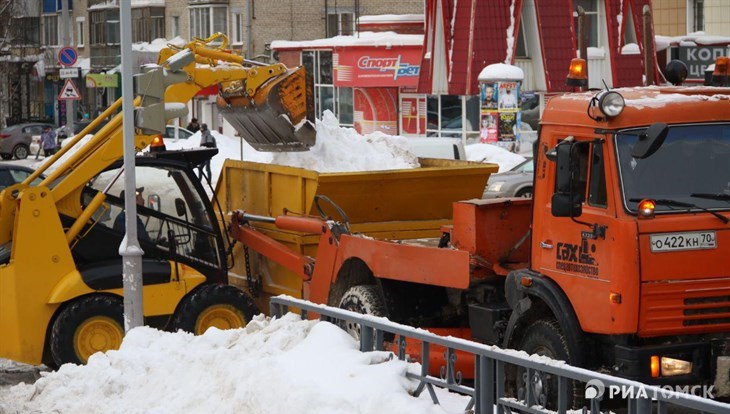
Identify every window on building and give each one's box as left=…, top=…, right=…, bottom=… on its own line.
left=326, top=12, right=355, bottom=37
left=132, top=7, right=165, bottom=43
left=426, top=95, right=479, bottom=140
left=190, top=6, right=228, bottom=40
left=43, top=14, right=59, bottom=46
left=302, top=50, right=352, bottom=123
left=623, top=5, right=637, bottom=46
left=90, top=9, right=120, bottom=45
left=515, top=23, right=528, bottom=58
left=573, top=0, right=598, bottom=48
left=171, top=16, right=180, bottom=37
left=13, top=17, right=41, bottom=45
left=232, top=12, right=243, bottom=44
left=691, top=0, right=704, bottom=32
left=76, top=17, right=85, bottom=47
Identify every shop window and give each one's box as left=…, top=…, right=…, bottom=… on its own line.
left=327, top=12, right=355, bottom=37
left=338, top=87, right=353, bottom=126
left=43, top=14, right=59, bottom=47
left=425, top=95, right=477, bottom=140
left=132, top=7, right=165, bottom=43
left=573, top=0, right=598, bottom=48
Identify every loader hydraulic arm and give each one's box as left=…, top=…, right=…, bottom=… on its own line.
left=0, top=34, right=313, bottom=246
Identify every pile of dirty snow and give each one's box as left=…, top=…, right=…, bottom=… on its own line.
left=465, top=143, right=526, bottom=172
left=0, top=314, right=467, bottom=414
left=164, top=111, right=419, bottom=176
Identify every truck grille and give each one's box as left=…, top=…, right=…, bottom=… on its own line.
left=683, top=295, right=730, bottom=326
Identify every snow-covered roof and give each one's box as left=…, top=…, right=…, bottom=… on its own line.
left=89, top=0, right=165, bottom=10
left=358, top=14, right=424, bottom=23
left=271, top=32, right=423, bottom=50
left=477, top=63, right=524, bottom=81
left=655, top=32, right=730, bottom=51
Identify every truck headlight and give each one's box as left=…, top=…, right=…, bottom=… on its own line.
left=598, top=91, right=625, bottom=118
left=661, top=357, right=692, bottom=376
left=487, top=181, right=505, bottom=192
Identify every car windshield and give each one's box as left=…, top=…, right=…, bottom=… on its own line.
left=616, top=123, right=730, bottom=212
left=512, top=158, right=534, bottom=173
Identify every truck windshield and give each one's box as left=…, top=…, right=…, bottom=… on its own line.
left=616, top=123, right=730, bottom=213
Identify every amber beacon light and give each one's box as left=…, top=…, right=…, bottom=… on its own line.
left=566, top=58, right=588, bottom=87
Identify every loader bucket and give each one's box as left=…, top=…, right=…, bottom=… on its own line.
left=218, top=66, right=316, bottom=152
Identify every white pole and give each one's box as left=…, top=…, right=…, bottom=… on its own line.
left=119, top=0, right=144, bottom=331
left=60, top=0, right=74, bottom=135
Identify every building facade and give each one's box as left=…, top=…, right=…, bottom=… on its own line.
left=653, top=0, right=730, bottom=37
left=1, top=0, right=424, bottom=129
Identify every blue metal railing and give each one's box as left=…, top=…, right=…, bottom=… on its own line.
left=270, top=296, right=730, bottom=414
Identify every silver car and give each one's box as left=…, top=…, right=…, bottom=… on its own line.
left=0, top=123, right=55, bottom=160
left=483, top=157, right=534, bottom=199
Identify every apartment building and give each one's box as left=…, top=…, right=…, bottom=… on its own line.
left=1, top=0, right=423, bottom=128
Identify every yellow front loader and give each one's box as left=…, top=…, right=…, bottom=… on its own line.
left=0, top=34, right=314, bottom=367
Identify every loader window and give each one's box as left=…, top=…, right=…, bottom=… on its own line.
left=588, top=140, right=607, bottom=207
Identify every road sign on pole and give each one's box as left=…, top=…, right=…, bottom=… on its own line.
left=58, top=79, right=82, bottom=100
left=58, top=46, right=78, bottom=67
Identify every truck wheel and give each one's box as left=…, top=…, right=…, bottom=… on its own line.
left=50, top=295, right=124, bottom=366
left=338, top=285, right=386, bottom=340
left=170, top=284, right=259, bottom=335
left=12, top=144, right=29, bottom=160
left=515, top=319, right=580, bottom=409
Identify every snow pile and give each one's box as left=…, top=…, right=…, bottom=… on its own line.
left=478, top=63, right=524, bottom=81
left=0, top=314, right=465, bottom=414
left=465, top=143, right=526, bottom=172
left=164, top=111, right=419, bottom=179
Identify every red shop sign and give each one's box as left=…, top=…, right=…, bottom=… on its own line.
left=334, top=46, right=422, bottom=88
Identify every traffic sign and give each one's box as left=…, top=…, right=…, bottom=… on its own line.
left=58, top=47, right=78, bottom=67
left=58, top=79, right=82, bottom=100
left=60, top=68, right=79, bottom=79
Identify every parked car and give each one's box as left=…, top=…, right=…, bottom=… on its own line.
left=0, top=165, right=44, bottom=190
left=0, top=123, right=55, bottom=160
left=483, top=157, right=534, bottom=198
left=163, top=125, right=194, bottom=140
left=57, top=120, right=107, bottom=142
left=405, top=137, right=466, bottom=160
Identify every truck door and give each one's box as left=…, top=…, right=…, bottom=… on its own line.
left=533, top=137, right=622, bottom=334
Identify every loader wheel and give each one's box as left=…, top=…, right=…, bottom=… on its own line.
left=50, top=295, right=124, bottom=366
left=513, top=319, right=580, bottom=409
left=338, top=285, right=387, bottom=341
left=170, top=284, right=259, bottom=335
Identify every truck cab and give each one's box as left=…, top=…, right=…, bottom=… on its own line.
left=523, top=86, right=730, bottom=387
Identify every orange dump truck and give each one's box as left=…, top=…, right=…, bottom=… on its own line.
left=225, top=82, right=730, bottom=405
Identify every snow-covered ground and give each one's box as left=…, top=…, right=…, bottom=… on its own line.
left=0, top=112, right=523, bottom=412
left=0, top=314, right=469, bottom=413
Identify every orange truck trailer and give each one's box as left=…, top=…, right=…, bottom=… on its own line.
left=228, top=63, right=730, bottom=405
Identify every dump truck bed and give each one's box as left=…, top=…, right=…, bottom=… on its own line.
left=214, top=158, right=498, bottom=303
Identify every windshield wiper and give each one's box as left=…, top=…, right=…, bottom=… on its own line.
left=690, top=193, right=730, bottom=202
left=629, top=198, right=729, bottom=224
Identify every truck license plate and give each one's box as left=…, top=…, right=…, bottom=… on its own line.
left=650, top=231, right=717, bottom=252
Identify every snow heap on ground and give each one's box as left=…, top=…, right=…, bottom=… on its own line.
left=465, top=143, right=526, bottom=172
left=0, top=314, right=466, bottom=414
left=164, top=110, right=419, bottom=177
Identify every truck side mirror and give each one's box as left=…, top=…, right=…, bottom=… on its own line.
left=552, top=193, right=583, bottom=217
left=555, top=141, right=573, bottom=193
left=631, top=123, right=668, bottom=159
left=175, top=198, right=187, bottom=217
left=552, top=140, right=583, bottom=218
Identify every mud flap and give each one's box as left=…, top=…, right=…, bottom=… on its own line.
left=217, top=66, right=316, bottom=152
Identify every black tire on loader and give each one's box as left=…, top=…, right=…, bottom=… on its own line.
left=514, top=318, right=582, bottom=410
left=170, top=284, right=259, bottom=335
left=338, top=285, right=387, bottom=341
left=50, top=295, right=125, bottom=366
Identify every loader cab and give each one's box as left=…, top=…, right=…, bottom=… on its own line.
left=71, top=154, right=227, bottom=283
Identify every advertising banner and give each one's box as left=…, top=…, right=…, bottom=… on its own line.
left=334, top=46, right=421, bottom=88
left=86, top=73, right=118, bottom=88
left=480, top=81, right=521, bottom=151
left=678, top=46, right=730, bottom=80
